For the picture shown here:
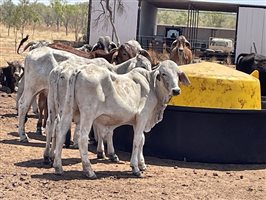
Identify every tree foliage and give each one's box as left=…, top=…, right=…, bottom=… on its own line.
left=0, top=0, right=88, bottom=41
left=157, top=9, right=236, bottom=29
left=0, top=0, right=15, bottom=35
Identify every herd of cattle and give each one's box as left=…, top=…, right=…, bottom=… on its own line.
left=0, top=34, right=266, bottom=178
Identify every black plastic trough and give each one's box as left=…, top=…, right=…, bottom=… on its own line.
left=113, top=106, right=266, bottom=164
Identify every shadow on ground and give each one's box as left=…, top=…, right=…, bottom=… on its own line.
left=31, top=169, right=142, bottom=181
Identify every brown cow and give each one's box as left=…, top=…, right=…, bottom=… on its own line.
left=170, top=35, right=193, bottom=65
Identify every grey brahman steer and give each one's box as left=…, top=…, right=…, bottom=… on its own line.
left=52, top=59, right=190, bottom=178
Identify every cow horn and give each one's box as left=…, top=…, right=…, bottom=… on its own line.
left=23, top=41, right=38, bottom=52
left=139, top=50, right=152, bottom=62
left=111, top=51, right=119, bottom=64
left=110, top=48, right=118, bottom=54
left=17, top=34, right=29, bottom=54
left=171, top=40, right=178, bottom=50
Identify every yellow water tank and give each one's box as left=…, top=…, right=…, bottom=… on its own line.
left=169, top=62, right=261, bottom=110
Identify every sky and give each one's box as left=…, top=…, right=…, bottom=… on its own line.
left=10, top=0, right=266, bottom=6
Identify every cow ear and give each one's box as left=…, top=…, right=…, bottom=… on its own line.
left=185, top=41, right=191, bottom=49
left=111, top=51, right=119, bottom=64
left=152, top=69, right=160, bottom=88
left=178, top=71, right=190, bottom=86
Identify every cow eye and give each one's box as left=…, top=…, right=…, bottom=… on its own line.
left=162, top=73, right=166, bottom=76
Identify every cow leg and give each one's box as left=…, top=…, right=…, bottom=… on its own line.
left=43, top=115, right=53, bottom=165
left=18, top=92, right=35, bottom=142
left=53, top=114, right=72, bottom=175
left=43, top=108, right=58, bottom=165
left=43, top=100, right=48, bottom=129
left=44, top=88, right=56, bottom=164
left=106, top=130, right=119, bottom=163
left=16, top=78, right=24, bottom=114
left=72, top=123, right=80, bottom=149
left=64, top=129, right=71, bottom=148
left=31, top=96, right=39, bottom=115
left=130, top=121, right=147, bottom=177
left=95, top=124, right=106, bottom=159
left=79, top=120, right=96, bottom=179
left=36, top=96, right=43, bottom=135
left=138, top=133, right=146, bottom=171
left=36, top=92, right=48, bottom=135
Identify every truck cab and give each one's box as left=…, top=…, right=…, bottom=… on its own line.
left=206, top=37, right=234, bottom=53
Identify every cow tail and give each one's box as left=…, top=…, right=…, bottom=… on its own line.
left=49, top=71, right=59, bottom=141
left=63, top=69, right=80, bottom=118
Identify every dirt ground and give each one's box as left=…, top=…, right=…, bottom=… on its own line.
left=1, top=91, right=266, bottom=200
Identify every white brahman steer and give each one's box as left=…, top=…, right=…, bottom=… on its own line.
left=52, top=60, right=190, bottom=178
left=17, top=46, right=95, bottom=142
left=43, top=54, right=152, bottom=164
left=17, top=44, right=153, bottom=142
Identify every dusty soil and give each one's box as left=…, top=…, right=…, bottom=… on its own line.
left=1, top=91, right=266, bottom=200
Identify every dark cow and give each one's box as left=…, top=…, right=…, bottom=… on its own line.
left=0, top=61, right=23, bottom=93
left=236, top=53, right=266, bottom=95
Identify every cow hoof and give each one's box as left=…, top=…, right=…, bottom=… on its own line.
left=54, top=166, right=63, bottom=175
left=35, top=129, right=42, bottom=135
left=97, top=152, right=106, bottom=159
left=109, top=154, right=119, bottom=163
left=70, top=143, right=79, bottom=149
left=131, top=166, right=142, bottom=177
left=50, top=161, right=54, bottom=168
left=20, top=136, right=29, bottom=143
left=139, top=163, right=147, bottom=171
left=84, top=171, right=97, bottom=179
left=133, top=170, right=142, bottom=177
left=43, top=156, right=51, bottom=165
left=33, top=110, right=39, bottom=116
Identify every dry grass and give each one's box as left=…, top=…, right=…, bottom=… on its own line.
left=0, top=24, right=76, bottom=67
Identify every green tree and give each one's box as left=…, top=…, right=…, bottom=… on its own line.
left=157, top=9, right=188, bottom=26
left=61, top=4, right=74, bottom=35
left=30, top=2, right=43, bottom=36
left=50, top=0, right=65, bottom=31
left=15, top=0, right=36, bottom=37
left=157, top=9, right=236, bottom=29
left=69, top=3, right=88, bottom=41
left=0, top=0, right=15, bottom=36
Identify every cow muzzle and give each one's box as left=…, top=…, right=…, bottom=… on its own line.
left=172, top=88, right=181, bottom=96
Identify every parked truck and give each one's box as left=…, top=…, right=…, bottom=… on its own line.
left=203, top=37, right=235, bottom=63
